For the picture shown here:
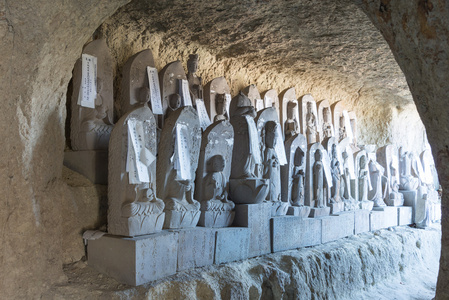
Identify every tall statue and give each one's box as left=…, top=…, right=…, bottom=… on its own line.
left=214, top=93, right=227, bottom=122
left=291, top=148, right=305, bottom=207
left=368, top=159, right=387, bottom=207
left=186, top=54, right=203, bottom=101
left=306, top=102, right=318, bottom=144
left=339, top=115, right=347, bottom=142
left=340, top=151, right=357, bottom=210
left=358, top=155, right=370, bottom=201
left=329, top=144, right=341, bottom=203
left=399, top=147, right=419, bottom=191
left=322, top=107, right=333, bottom=139
left=263, top=121, right=281, bottom=202
left=285, top=101, right=299, bottom=140
left=313, top=149, right=325, bottom=208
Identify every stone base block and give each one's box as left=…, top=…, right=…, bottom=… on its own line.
left=214, top=227, right=250, bottom=264
left=270, top=201, right=289, bottom=216
left=329, top=202, right=345, bottom=214
left=397, top=206, right=413, bottom=226
left=233, top=203, right=271, bottom=257
left=360, top=200, right=374, bottom=211
left=271, top=216, right=321, bottom=252
left=370, top=206, right=398, bottom=231
left=322, top=212, right=355, bottom=243
left=163, top=210, right=200, bottom=229
left=108, top=212, right=165, bottom=237
left=400, top=190, right=418, bottom=223
left=287, top=206, right=311, bottom=218
left=63, top=150, right=108, bottom=184
left=199, top=210, right=235, bottom=228
left=169, top=228, right=215, bottom=272
left=87, top=231, right=178, bottom=286
left=354, top=209, right=370, bottom=234
left=309, top=207, right=330, bottom=218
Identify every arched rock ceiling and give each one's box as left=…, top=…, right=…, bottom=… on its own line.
left=98, top=0, right=411, bottom=101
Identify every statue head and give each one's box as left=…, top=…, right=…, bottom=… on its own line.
left=314, top=149, right=322, bottom=162
left=307, top=101, right=313, bottom=113
left=215, top=93, right=226, bottom=115
left=187, top=54, right=199, bottom=74
left=209, top=155, right=225, bottom=173
left=168, top=93, right=181, bottom=111
left=360, top=154, right=367, bottom=168
left=287, top=101, right=297, bottom=119
left=138, top=86, right=151, bottom=104
left=265, top=121, right=277, bottom=148
left=323, top=107, right=330, bottom=122
left=294, top=148, right=304, bottom=167
left=339, top=115, right=345, bottom=127
left=331, top=143, right=338, bottom=158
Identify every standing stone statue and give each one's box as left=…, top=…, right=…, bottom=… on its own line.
left=323, top=137, right=344, bottom=213
left=108, top=105, right=165, bottom=237
left=368, top=158, right=387, bottom=208
left=339, top=139, right=358, bottom=211
left=356, top=151, right=374, bottom=210
left=242, top=84, right=263, bottom=111
left=300, top=94, right=319, bottom=144
left=338, top=115, right=347, bottom=142
left=229, top=93, right=268, bottom=204
left=322, top=107, right=333, bottom=139
left=195, top=120, right=235, bottom=227
left=156, top=106, right=202, bottom=228
left=204, top=77, right=231, bottom=122
left=281, top=88, right=300, bottom=140
left=306, top=102, right=318, bottom=144
left=71, top=39, right=114, bottom=151
left=377, top=145, right=404, bottom=206
left=281, top=134, right=311, bottom=217
left=186, top=54, right=203, bottom=101
left=313, top=149, right=325, bottom=208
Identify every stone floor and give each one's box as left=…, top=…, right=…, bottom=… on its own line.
left=43, top=225, right=441, bottom=299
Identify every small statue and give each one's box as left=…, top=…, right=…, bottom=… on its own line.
left=322, top=107, right=333, bottom=139
left=340, top=151, right=357, bottom=210
left=214, top=93, right=227, bottom=122
left=291, top=148, right=305, bottom=206
left=358, top=155, right=370, bottom=201
left=313, top=149, right=325, bottom=208
left=387, top=162, right=404, bottom=206
left=329, top=144, right=341, bottom=203
left=202, top=155, right=234, bottom=211
left=186, top=54, right=203, bottom=101
left=263, top=121, right=281, bottom=202
left=399, top=148, right=419, bottom=191
left=369, top=159, right=387, bottom=207
left=306, top=102, right=318, bottom=144
left=338, top=115, right=347, bottom=142
left=285, top=101, right=299, bottom=140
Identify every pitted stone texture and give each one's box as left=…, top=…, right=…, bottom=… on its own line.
left=214, top=227, right=250, bottom=264
left=322, top=213, right=355, bottom=243
left=87, top=231, right=178, bottom=286
left=271, top=216, right=321, bottom=252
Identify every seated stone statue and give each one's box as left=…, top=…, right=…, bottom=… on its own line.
left=291, top=148, right=305, bottom=207
left=322, top=107, right=333, bottom=139
left=214, top=93, right=227, bottom=122
left=285, top=101, right=299, bottom=140
left=386, top=162, right=404, bottom=206
left=202, top=155, right=235, bottom=211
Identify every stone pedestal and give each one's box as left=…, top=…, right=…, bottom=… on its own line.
left=270, top=201, right=289, bottom=216
left=87, top=231, right=178, bottom=286
left=233, top=203, right=271, bottom=257
left=321, top=212, right=355, bottom=243
left=360, top=200, right=374, bottom=211
left=169, top=228, right=215, bottom=272
left=397, top=206, right=413, bottom=226
left=199, top=211, right=235, bottom=228
left=329, top=202, right=345, bottom=214
left=354, top=209, right=370, bottom=234
left=214, top=227, right=250, bottom=264
left=271, top=216, right=322, bottom=252
left=164, top=210, right=200, bottom=229
left=287, top=206, right=311, bottom=218
left=63, top=150, right=108, bottom=184
left=370, top=206, right=398, bottom=231
left=309, top=207, right=330, bottom=218
left=400, top=190, right=418, bottom=223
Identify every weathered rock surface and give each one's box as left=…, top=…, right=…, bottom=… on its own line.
left=44, top=226, right=440, bottom=299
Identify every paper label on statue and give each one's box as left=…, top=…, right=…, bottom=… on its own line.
left=175, top=123, right=192, bottom=180
left=264, top=96, right=273, bottom=108
left=147, top=66, right=163, bottom=115
left=342, top=110, right=354, bottom=141
left=79, top=54, right=97, bottom=108
left=225, top=93, right=232, bottom=117
left=322, top=150, right=333, bottom=187
left=274, top=124, right=287, bottom=165
left=127, top=119, right=150, bottom=183
left=245, top=115, right=261, bottom=164
left=179, top=79, right=192, bottom=107
left=255, top=99, right=264, bottom=111
left=195, top=99, right=211, bottom=130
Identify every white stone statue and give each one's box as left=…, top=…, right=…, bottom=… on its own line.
left=186, top=54, right=203, bottom=101
left=285, top=101, right=300, bottom=140
left=322, top=107, right=334, bottom=140
left=398, top=147, right=420, bottom=191
left=368, top=159, right=387, bottom=207
left=204, top=77, right=231, bottom=122
left=306, top=102, right=318, bottom=144
left=357, top=153, right=374, bottom=210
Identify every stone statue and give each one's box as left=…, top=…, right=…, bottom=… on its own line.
left=313, top=149, right=325, bottom=208
left=285, top=101, right=299, bottom=140
left=108, top=105, right=165, bottom=237
left=387, top=161, right=404, bottom=206
left=187, top=54, right=203, bottom=101
left=214, top=93, right=227, bottom=122
left=291, top=148, right=305, bottom=207
left=329, top=144, right=341, bottom=203
left=71, top=40, right=114, bottom=151
left=339, top=115, right=347, bottom=142
left=263, top=121, right=281, bottom=202
left=398, top=147, right=419, bottom=191
left=340, top=150, right=357, bottom=210
left=204, top=77, right=231, bottom=122
left=156, top=106, right=202, bottom=228
left=322, top=107, right=333, bottom=139
left=195, top=120, right=235, bottom=227
left=368, top=159, right=387, bottom=207
left=306, top=102, right=318, bottom=144
left=356, top=153, right=374, bottom=210
left=229, top=93, right=268, bottom=204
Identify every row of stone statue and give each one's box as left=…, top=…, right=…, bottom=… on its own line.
left=70, top=40, right=439, bottom=237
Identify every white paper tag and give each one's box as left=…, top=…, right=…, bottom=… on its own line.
left=175, top=124, right=192, bottom=180
left=264, top=96, right=273, bottom=108
left=79, top=54, right=97, bottom=108
left=245, top=115, right=261, bottom=164
left=322, top=149, right=333, bottom=188
left=274, top=124, right=287, bottom=165
left=179, top=79, right=192, bottom=107
left=147, top=66, right=163, bottom=115
left=342, top=110, right=354, bottom=141
left=195, top=99, right=211, bottom=130
left=255, top=99, right=264, bottom=111
left=225, top=94, right=232, bottom=117
left=127, top=120, right=150, bottom=183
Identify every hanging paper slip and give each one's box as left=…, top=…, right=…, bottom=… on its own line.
left=225, top=93, right=232, bottom=117
left=78, top=54, right=97, bottom=108
left=179, top=79, right=192, bottom=106
left=175, top=124, right=192, bottom=180
left=255, top=99, right=264, bottom=111
left=245, top=115, right=261, bottom=164
left=274, top=124, right=287, bottom=165
left=195, top=99, right=211, bottom=130
left=322, top=150, right=333, bottom=188
left=264, top=96, right=273, bottom=108
left=127, top=119, right=150, bottom=183
left=147, top=66, right=163, bottom=115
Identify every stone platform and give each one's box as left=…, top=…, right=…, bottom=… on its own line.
left=271, top=216, right=321, bottom=252
left=321, top=212, right=355, bottom=243
left=370, top=206, right=398, bottom=231
left=354, top=209, right=370, bottom=234
left=397, top=206, right=413, bottom=226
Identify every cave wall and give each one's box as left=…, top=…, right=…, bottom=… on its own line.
left=0, top=0, right=445, bottom=298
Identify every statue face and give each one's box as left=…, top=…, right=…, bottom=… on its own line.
left=323, top=107, right=330, bottom=122
left=265, top=121, right=277, bottom=148
left=169, top=93, right=181, bottom=110
left=215, top=94, right=226, bottom=114
left=314, top=149, right=322, bottom=161
left=210, top=155, right=225, bottom=172
left=139, top=86, right=151, bottom=104
left=360, top=155, right=366, bottom=168
left=294, top=148, right=304, bottom=166
left=307, top=102, right=313, bottom=113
